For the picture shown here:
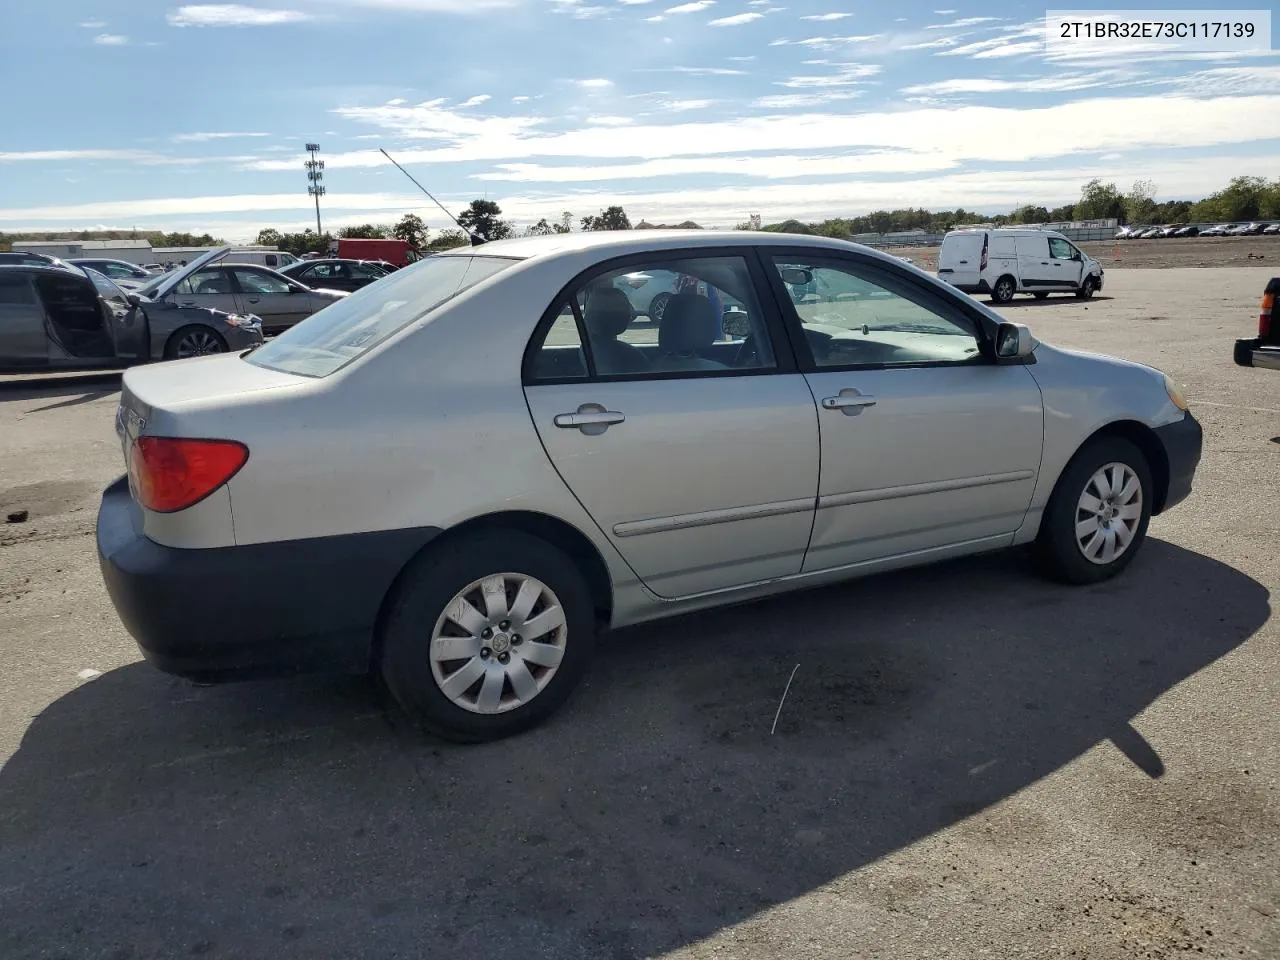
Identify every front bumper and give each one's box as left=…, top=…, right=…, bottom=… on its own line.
left=96, top=476, right=441, bottom=681
left=1153, top=413, right=1203, bottom=513
left=1234, top=336, right=1280, bottom=370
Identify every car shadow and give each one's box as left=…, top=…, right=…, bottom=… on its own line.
left=994, top=295, right=1116, bottom=309
left=0, top=371, right=122, bottom=403
left=0, top=540, right=1267, bottom=959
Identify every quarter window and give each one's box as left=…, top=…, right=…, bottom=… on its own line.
left=770, top=258, right=983, bottom=368
left=0, top=274, right=36, bottom=305
left=527, top=255, right=776, bottom=381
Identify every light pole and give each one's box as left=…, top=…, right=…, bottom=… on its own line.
left=305, top=143, right=325, bottom=238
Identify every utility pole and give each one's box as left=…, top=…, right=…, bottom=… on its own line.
left=305, top=143, right=325, bottom=238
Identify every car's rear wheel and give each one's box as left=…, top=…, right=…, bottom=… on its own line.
left=1035, top=436, right=1152, bottom=584
left=1075, top=277, right=1097, bottom=300
left=990, top=275, right=1017, bottom=304
left=164, top=325, right=227, bottom=360
left=647, top=291, right=672, bottom=324
left=380, top=530, right=596, bottom=741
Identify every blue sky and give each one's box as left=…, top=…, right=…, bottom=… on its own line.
left=1, top=1, right=1278, bottom=240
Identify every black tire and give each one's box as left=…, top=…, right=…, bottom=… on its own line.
left=1075, top=277, right=1097, bottom=300
left=1035, top=436, right=1153, bottom=585
left=989, top=275, right=1017, bottom=304
left=163, top=325, right=227, bottom=360
left=1033, top=292, right=1050, bottom=300
left=647, top=291, right=673, bottom=323
left=379, top=530, right=596, bottom=742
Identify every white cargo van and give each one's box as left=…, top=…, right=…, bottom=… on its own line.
left=937, top=228, right=1104, bottom=304
left=221, top=248, right=300, bottom=270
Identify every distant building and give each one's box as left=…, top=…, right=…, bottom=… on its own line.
left=12, top=239, right=155, bottom=265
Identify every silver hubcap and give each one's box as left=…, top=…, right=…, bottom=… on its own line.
left=997, top=280, right=1013, bottom=299
left=429, top=573, right=567, bottom=715
left=1075, top=462, right=1143, bottom=565
left=177, top=331, right=222, bottom=357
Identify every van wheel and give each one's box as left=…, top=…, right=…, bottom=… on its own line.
left=990, top=275, right=1017, bottom=304
left=1075, top=277, right=1097, bottom=300
left=379, top=530, right=596, bottom=742
left=164, top=326, right=227, bottom=360
left=1035, top=436, right=1152, bottom=585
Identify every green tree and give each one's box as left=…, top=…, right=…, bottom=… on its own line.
left=1075, top=178, right=1126, bottom=221
left=1124, top=178, right=1158, bottom=225
left=339, top=223, right=390, bottom=239
left=255, top=228, right=283, bottom=247
left=392, top=214, right=428, bottom=249
left=1012, top=205, right=1050, bottom=224
left=524, top=218, right=554, bottom=236
left=581, top=205, right=632, bottom=231
left=1047, top=204, right=1076, bottom=221
left=554, top=211, right=574, bottom=234
left=457, top=199, right=512, bottom=241
left=427, top=229, right=472, bottom=252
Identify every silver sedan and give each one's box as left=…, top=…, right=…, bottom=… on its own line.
left=97, top=230, right=1202, bottom=742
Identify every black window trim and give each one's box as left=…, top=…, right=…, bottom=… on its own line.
left=522, top=245, right=801, bottom=387
left=754, top=246, right=1005, bottom=373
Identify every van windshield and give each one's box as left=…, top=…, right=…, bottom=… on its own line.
left=245, top=254, right=518, bottom=378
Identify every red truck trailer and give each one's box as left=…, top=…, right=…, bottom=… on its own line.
left=327, top=237, right=421, bottom=268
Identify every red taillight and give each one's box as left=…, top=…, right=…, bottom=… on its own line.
left=980, top=235, right=988, bottom=271
left=128, top=437, right=248, bottom=513
left=1261, top=292, right=1274, bottom=338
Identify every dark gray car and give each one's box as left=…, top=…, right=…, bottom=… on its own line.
left=0, top=262, right=262, bottom=373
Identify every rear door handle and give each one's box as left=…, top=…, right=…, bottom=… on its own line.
left=821, top=390, right=877, bottom=415
left=1041, top=261, right=1049, bottom=265
left=554, top=403, right=625, bottom=434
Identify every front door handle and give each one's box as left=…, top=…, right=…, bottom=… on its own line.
left=246, top=297, right=261, bottom=303
left=821, top=390, right=877, bottom=416
left=180, top=300, right=195, bottom=307
left=1041, top=261, right=1049, bottom=265
left=554, top=403, right=625, bottom=435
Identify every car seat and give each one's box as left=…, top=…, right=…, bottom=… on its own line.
left=658, top=293, right=728, bottom=371
left=584, top=287, right=649, bottom=374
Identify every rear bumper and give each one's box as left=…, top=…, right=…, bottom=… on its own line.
left=96, top=476, right=441, bottom=681
left=1234, top=336, right=1280, bottom=369
left=1153, top=413, right=1203, bottom=513
left=938, top=276, right=989, bottom=294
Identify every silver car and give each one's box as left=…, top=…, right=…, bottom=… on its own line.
left=135, top=251, right=347, bottom=336
left=97, top=231, right=1202, bottom=741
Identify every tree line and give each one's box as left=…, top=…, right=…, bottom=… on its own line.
left=4, top=175, right=1276, bottom=255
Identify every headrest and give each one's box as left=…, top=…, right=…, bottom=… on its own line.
left=659, top=292, right=718, bottom=354
left=584, top=287, right=633, bottom=339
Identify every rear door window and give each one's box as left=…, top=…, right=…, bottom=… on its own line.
left=0, top=274, right=37, bottom=305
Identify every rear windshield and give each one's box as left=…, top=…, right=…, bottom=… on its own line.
left=245, top=254, right=518, bottom=378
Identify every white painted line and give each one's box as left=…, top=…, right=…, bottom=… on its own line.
left=1190, top=400, right=1280, bottom=415
left=76, top=668, right=102, bottom=680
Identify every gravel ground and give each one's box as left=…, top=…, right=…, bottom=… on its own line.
left=0, top=267, right=1277, bottom=960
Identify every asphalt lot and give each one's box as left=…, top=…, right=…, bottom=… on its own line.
left=1, top=267, right=1277, bottom=960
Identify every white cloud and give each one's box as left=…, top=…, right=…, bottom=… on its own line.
left=172, top=131, right=271, bottom=142
left=617, top=0, right=655, bottom=3
left=1147, top=65, right=1280, bottom=96
left=168, top=5, right=312, bottom=26
left=651, top=65, right=746, bottom=75
left=93, top=33, right=129, bottom=45
left=644, top=14, right=664, bottom=20
left=477, top=151, right=959, bottom=182
left=585, top=115, right=635, bottom=125
left=575, top=77, right=614, bottom=88
left=927, top=16, right=1001, bottom=29
left=512, top=95, right=531, bottom=102
left=727, top=55, right=756, bottom=61
left=901, top=72, right=1133, bottom=96
left=665, top=0, right=713, bottom=12
left=660, top=98, right=717, bottom=110
left=78, top=19, right=107, bottom=27
left=549, top=0, right=612, bottom=18
left=934, top=8, right=955, bottom=13
left=899, top=36, right=961, bottom=50
left=753, top=90, right=864, bottom=108
left=776, top=63, right=881, bottom=88
left=459, top=94, right=492, bottom=107
left=770, top=34, right=881, bottom=49
left=709, top=12, right=762, bottom=26
left=800, top=12, right=852, bottom=21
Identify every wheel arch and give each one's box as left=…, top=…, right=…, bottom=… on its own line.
left=1055, top=419, right=1172, bottom=515
left=371, top=509, right=615, bottom=666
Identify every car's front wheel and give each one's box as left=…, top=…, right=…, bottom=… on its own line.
left=1036, top=436, right=1152, bottom=584
left=1075, top=277, right=1097, bottom=300
left=380, top=530, right=596, bottom=741
left=990, top=275, right=1017, bottom=304
left=164, top=325, right=227, bottom=360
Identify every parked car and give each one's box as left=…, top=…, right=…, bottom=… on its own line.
left=1200, top=225, right=1226, bottom=237
left=1233, top=277, right=1279, bottom=370
left=0, top=261, right=261, bottom=372
left=1114, top=226, right=1136, bottom=240
left=134, top=248, right=347, bottom=336
left=1174, top=225, right=1200, bottom=237
left=1158, top=225, right=1181, bottom=238
left=278, top=258, right=389, bottom=293
left=97, top=230, right=1202, bottom=742
left=937, top=227, right=1104, bottom=303
left=1139, top=227, right=1164, bottom=238
left=67, top=258, right=156, bottom=291
left=1263, top=223, right=1280, bottom=235
left=0, top=251, right=73, bottom=269
left=1225, top=223, right=1251, bottom=236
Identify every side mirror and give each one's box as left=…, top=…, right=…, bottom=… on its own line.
left=779, top=267, right=813, bottom=286
left=996, top=321, right=1034, bottom=360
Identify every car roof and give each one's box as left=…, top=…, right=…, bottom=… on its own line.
left=435, top=229, right=907, bottom=263
left=0, top=263, right=85, bottom=276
